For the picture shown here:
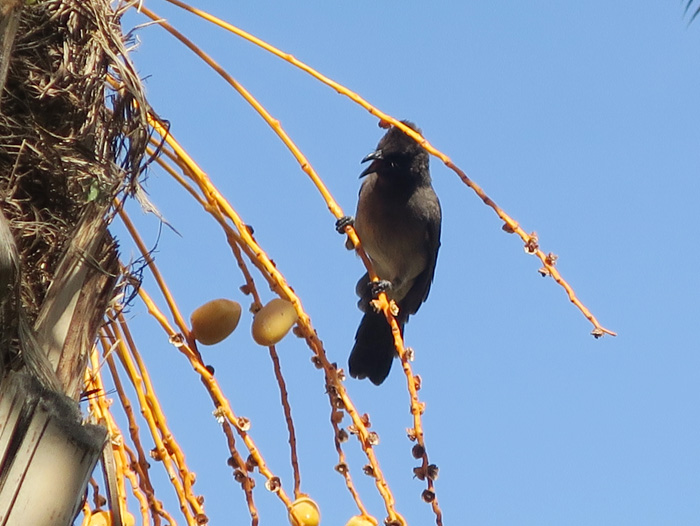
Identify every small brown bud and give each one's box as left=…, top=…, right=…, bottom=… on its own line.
left=245, top=454, right=258, bottom=471
left=412, top=444, right=425, bottom=459
left=311, top=356, right=323, bottom=369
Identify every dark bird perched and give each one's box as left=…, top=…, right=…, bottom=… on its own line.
left=336, top=121, right=442, bottom=385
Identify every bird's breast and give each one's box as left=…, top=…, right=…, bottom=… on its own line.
left=354, top=180, right=430, bottom=299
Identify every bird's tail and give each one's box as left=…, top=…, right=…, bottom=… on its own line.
left=349, top=310, right=403, bottom=385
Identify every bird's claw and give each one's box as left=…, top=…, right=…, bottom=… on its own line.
left=370, top=279, right=392, bottom=297
left=335, top=216, right=354, bottom=234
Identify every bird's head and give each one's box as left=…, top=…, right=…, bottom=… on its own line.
left=360, top=121, right=429, bottom=181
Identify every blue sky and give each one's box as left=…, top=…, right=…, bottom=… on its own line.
left=108, top=2, right=700, bottom=525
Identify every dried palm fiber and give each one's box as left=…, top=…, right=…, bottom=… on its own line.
left=0, top=0, right=151, bottom=392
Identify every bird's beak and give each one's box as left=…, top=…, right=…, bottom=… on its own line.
left=359, top=149, right=382, bottom=178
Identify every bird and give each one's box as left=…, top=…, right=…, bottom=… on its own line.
left=337, top=121, right=442, bottom=385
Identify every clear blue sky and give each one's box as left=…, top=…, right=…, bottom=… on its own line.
left=109, top=2, right=700, bottom=525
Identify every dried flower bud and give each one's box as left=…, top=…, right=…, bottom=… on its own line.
left=195, top=513, right=208, bottom=525
left=212, top=407, right=226, bottom=424
left=405, top=347, right=415, bottom=362
left=413, top=466, right=426, bottom=481
left=335, top=463, right=348, bottom=475
left=389, top=300, right=399, bottom=316
left=421, top=489, right=436, bottom=503
left=502, top=222, right=515, bottom=234
left=168, top=333, right=185, bottom=347
left=406, top=428, right=417, bottom=441
left=411, top=444, right=425, bottom=459
left=427, top=464, right=439, bottom=481
left=524, top=232, right=539, bottom=254
left=311, top=356, right=323, bottom=369
left=414, top=375, right=422, bottom=391
left=367, top=432, right=380, bottom=446
left=237, top=417, right=251, bottom=431
left=233, top=469, right=247, bottom=483
left=337, top=428, right=349, bottom=443
left=411, top=402, right=426, bottom=416
left=265, top=476, right=281, bottom=492
left=360, top=413, right=371, bottom=427
left=362, top=465, right=375, bottom=477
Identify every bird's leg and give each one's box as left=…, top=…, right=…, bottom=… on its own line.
left=335, top=216, right=354, bottom=234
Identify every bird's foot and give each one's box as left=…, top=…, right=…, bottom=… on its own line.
left=335, top=216, right=354, bottom=234
left=370, top=279, right=392, bottom=297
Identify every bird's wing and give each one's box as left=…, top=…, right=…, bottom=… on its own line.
left=398, top=191, right=442, bottom=321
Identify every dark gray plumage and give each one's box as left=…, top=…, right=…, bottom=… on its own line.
left=346, top=121, right=441, bottom=385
